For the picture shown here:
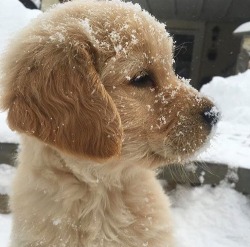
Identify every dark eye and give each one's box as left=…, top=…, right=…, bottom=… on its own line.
left=130, top=73, right=154, bottom=88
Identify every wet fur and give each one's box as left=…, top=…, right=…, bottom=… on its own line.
left=1, top=1, right=215, bottom=246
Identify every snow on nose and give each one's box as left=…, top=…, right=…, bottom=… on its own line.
left=202, top=106, right=220, bottom=126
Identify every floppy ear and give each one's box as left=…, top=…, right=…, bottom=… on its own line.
left=1, top=25, right=122, bottom=160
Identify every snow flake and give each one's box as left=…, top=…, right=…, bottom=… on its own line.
left=109, top=31, right=121, bottom=43
left=199, top=171, right=206, bottom=184
left=81, top=18, right=92, bottom=34
left=131, top=34, right=138, bottom=45
left=158, top=115, right=167, bottom=126
left=53, top=219, right=62, bottom=226
left=49, top=32, right=65, bottom=43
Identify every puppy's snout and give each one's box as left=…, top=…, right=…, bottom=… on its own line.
left=202, top=106, right=220, bottom=126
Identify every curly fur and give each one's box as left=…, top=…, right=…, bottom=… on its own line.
left=0, top=1, right=216, bottom=246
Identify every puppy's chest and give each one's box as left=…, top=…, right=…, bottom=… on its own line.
left=72, top=182, right=171, bottom=247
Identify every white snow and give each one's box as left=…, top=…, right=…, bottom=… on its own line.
left=234, top=21, right=250, bottom=34
left=0, top=164, right=16, bottom=195
left=0, top=112, right=19, bottom=143
left=200, top=71, right=250, bottom=169
left=0, top=214, right=12, bottom=247
left=0, top=0, right=41, bottom=54
left=171, top=183, right=250, bottom=247
left=0, top=1, right=250, bottom=247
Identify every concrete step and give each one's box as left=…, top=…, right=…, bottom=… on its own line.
left=158, top=162, right=250, bottom=195
left=0, top=143, right=18, bottom=166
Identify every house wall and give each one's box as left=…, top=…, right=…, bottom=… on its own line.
left=199, top=22, right=241, bottom=87
left=165, top=20, right=241, bottom=88
left=165, top=20, right=205, bottom=88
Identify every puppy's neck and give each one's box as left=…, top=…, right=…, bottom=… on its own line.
left=18, top=135, right=150, bottom=189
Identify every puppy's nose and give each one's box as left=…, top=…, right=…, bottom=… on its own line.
left=202, top=106, right=220, bottom=126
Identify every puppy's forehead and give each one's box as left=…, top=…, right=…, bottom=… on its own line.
left=79, top=1, right=173, bottom=62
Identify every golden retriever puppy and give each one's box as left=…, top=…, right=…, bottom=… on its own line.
left=0, top=1, right=219, bottom=246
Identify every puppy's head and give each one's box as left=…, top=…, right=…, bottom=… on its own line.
left=1, top=1, right=219, bottom=166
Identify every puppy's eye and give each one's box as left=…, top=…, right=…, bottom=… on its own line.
left=130, top=73, right=154, bottom=88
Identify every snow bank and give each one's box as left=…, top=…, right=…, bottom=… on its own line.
left=171, top=184, right=250, bottom=247
left=200, top=71, right=250, bottom=168
left=0, top=0, right=41, bottom=143
left=201, top=70, right=250, bottom=125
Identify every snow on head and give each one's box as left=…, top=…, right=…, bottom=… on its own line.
left=89, top=0, right=172, bottom=57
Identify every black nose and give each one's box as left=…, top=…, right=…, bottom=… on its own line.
left=202, top=106, right=220, bottom=126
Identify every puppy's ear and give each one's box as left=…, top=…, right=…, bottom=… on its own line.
left=1, top=28, right=122, bottom=160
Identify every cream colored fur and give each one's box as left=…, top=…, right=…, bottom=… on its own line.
left=10, top=136, right=174, bottom=247
left=0, top=1, right=217, bottom=246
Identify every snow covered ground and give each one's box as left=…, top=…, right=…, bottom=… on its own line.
left=0, top=214, right=12, bottom=247
left=172, top=183, right=250, bottom=247
left=0, top=1, right=250, bottom=247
